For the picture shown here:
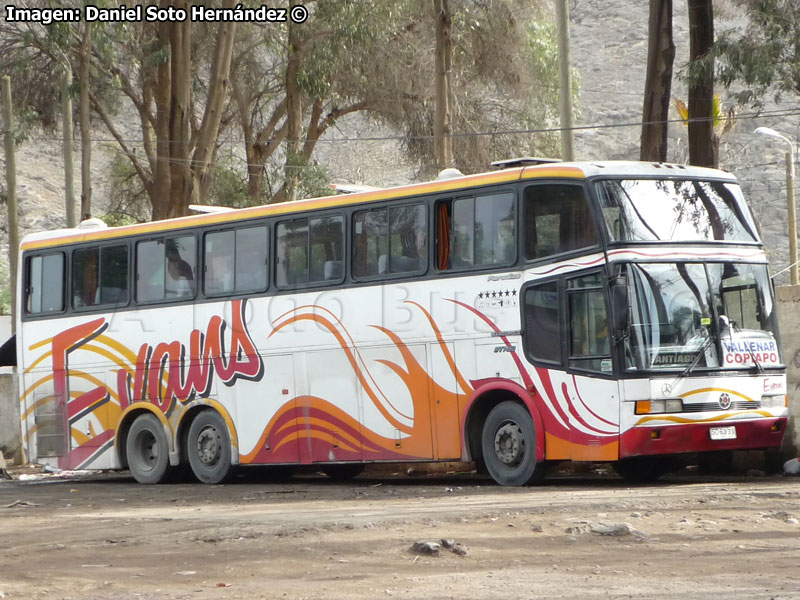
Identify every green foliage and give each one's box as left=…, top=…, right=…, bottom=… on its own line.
left=713, top=0, right=800, bottom=108
left=371, top=1, right=568, bottom=174
left=207, top=158, right=251, bottom=208
left=297, top=162, right=333, bottom=200
left=106, top=146, right=150, bottom=223
left=98, top=213, right=138, bottom=228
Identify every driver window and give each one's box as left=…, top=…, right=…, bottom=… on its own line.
left=567, top=273, right=612, bottom=373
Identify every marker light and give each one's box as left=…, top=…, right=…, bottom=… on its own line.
left=635, top=399, right=683, bottom=415
left=761, top=394, right=788, bottom=409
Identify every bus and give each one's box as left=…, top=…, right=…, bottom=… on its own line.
left=14, top=160, right=788, bottom=486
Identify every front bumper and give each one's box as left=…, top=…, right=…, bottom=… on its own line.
left=619, top=417, right=787, bottom=458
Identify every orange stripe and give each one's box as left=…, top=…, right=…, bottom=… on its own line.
left=634, top=410, right=773, bottom=426
left=21, top=167, right=587, bottom=251
left=680, top=387, right=755, bottom=403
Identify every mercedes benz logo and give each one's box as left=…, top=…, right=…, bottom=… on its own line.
left=718, top=393, right=732, bottom=410
left=661, top=383, right=672, bottom=396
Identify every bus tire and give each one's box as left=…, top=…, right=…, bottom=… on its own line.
left=481, top=401, right=541, bottom=486
left=126, top=413, right=172, bottom=485
left=187, top=410, right=233, bottom=484
left=322, top=464, right=365, bottom=481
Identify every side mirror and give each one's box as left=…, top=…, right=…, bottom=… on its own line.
left=611, top=282, right=629, bottom=332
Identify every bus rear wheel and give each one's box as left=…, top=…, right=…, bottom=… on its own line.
left=127, top=413, right=172, bottom=484
left=187, top=410, right=233, bottom=484
left=481, top=401, right=541, bottom=486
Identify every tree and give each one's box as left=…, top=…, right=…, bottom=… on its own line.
left=686, top=0, right=717, bottom=168
left=228, top=0, right=565, bottom=203
left=0, top=0, right=238, bottom=220
left=713, top=0, right=800, bottom=109
left=230, top=1, right=393, bottom=204
left=640, top=0, right=675, bottom=162
left=91, top=1, right=238, bottom=219
left=377, top=1, right=565, bottom=176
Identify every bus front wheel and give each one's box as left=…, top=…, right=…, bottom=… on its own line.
left=187, top=410, right=233, bottom=484
left=481, top=401, right=541, bottom=486
left=126, top=413, right=172, bottom=485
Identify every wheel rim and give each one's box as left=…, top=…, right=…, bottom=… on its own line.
left=135, top=430, right=159, bottom=471
left=493, top=420, right=525, bottom=467
left=195, top=425, right=221, bottom=468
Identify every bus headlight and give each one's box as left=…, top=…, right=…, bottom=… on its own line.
left=761, top=394, right=788, bottom=409
left=635, top=399, right=683, bottom=414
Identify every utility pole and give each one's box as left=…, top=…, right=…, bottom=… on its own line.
left=2, top=76, right=19, bottom=333
left=556, top=0, right=575, bottom=161
left=79, top=22, right=92, bottom=222
left=786, top=149, right=798, bottom=285
left=62, top=64, right=76, bottom=228
left=755, top=127, right=798, bottom=285
left=433, top=0, right=454, bottom=171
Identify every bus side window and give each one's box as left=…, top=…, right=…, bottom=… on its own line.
left=522, top=281, right=561, bottom=364
left=437, top=192, right=515, bottom=271
left=136, top=236, right=195, bottom=302
left=309, top=216, right=344, bottom=283
left=354, top=204, right=426, bottom=278
left=276, top=219, right=309, bottom=287
left=27, top=253, right=65, bottom=314
left=72, top=248, right=99, bottom=308
left=205, top=231, right=236, bottom=295
left=205, top=226, right=268, bottom=296
left=235, top=226, right=268, bottom=292
left=73, top=245, right=129, bottom=309
left=524, top=184, right=597, bottom=260
left=99, top=245, right=129, bottom=305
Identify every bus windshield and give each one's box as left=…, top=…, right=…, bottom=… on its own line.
left=624, top=262, right=781, bottom=372
left=595, top=179, right=759, bottom=242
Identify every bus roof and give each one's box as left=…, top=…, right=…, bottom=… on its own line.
left=20, top=161, right=738, bottom=251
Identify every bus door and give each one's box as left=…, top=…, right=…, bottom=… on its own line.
left=523, top=272, right=620, bottom=462
left=564, top=272, right=620, bottom=461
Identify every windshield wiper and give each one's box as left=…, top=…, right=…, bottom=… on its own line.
left=678, top=330, right=714, bottom=379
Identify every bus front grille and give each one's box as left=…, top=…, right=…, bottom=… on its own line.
left=682, top=400, right=761, bottom=413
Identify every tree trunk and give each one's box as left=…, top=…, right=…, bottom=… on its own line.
left=152, top=20, right=173, bottom=221
left=167, top=0, right=193, bottom=218
left=191, top=7, right=236, bottom=205
left=79, top=22, right=92, bottom=221
left=433, top=0, right=453, bottom=171
left=274, top=18, right=303, bottom=204
left=640, top=0, right=674, bottom=162
left=687, top=0, right=717, bottom=168
left=62, top=65, right=76, bottom=228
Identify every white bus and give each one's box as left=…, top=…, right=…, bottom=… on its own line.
left=14, top=160, right=788, bottom=485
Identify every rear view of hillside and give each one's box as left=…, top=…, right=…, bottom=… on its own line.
left=1, top=0, right=798, bottom=298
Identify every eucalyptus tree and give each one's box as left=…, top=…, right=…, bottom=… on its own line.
left=713, top=0, right=800, bottom=108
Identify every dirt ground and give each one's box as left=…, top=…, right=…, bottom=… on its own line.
left=1, top=464, right=800, bottom=600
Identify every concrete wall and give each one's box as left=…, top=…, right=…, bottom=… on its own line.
left=0, top=367, right=21, bottom=464
left=0, top=316, right=21, bottom=463
left=777, top=285, right=800, bottom=456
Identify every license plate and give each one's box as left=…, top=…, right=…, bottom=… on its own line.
left=709, top=426, right=737, bottom=441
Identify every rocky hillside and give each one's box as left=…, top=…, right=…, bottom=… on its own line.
left=1, top=0, right=798, bottom=288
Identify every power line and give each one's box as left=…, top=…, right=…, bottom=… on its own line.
left=15, top=106, right=800, bottom=148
